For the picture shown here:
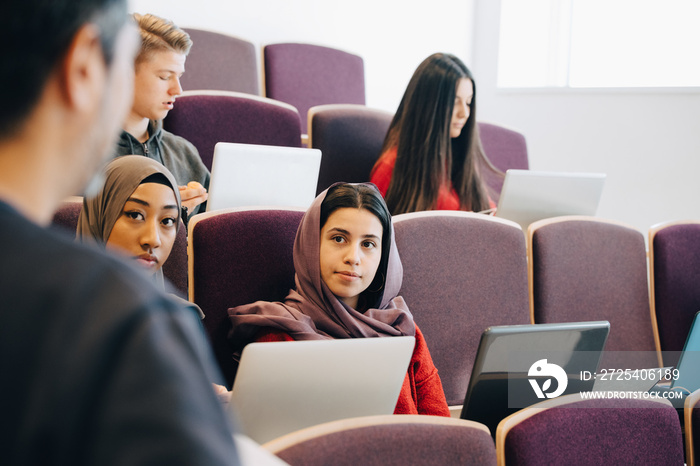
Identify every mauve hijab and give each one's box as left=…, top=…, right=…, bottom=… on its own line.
left=77, top=155, right=181, bottom=290
left=227, top=183, right=415, bottom=350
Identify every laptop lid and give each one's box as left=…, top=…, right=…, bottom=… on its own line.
left=229, top=336, right=415, bottom=444
left=207, top=142, right=322, bottom=212
left=670, top=310, right=700, bottom=394
left=460, top=321, right=610, bottom=436
left=494, top=169, right=606, bottom=230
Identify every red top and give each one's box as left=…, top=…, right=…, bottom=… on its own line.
left=255, top=324, right=451, bottom=417
left=370, top=147, right=494, bottom=211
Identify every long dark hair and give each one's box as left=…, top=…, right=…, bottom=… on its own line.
left=320, top=183, right=392, bottom=310
left=380, top=53, right=498, bottom=215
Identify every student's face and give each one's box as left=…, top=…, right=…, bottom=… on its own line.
left=131, top=50, right=186, bottom=121
left=319, top=208, right=383, bottom=309
left=450, top=78, right=473, bottom=138
left=106, top=182, right=178, bottom=274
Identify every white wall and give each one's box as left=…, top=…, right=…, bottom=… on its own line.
left=473, top=0, right=700, bottom=235
left=128, top=0, right=476, bottom=113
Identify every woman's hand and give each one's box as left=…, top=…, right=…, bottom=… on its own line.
left=179, top=181, right=208, bottom=212
left=212, top=383, right=231, bottom=404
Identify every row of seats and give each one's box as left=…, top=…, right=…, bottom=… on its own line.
left=171, top=30, right=530, bottom=200
left=179, top=30, right=366, bottom=134
left=184, top=208, right=699, bottom=465
left=184, top=209, right=698, bottom=400
left=52, top=203, right=700, bottom=463
left=259, top=393, right=694, bottom=465
left=163, top=94, right=530, bottom=197
left=170, top=29, right=533, bottom=201
left=51, top=202, right=700, bottom=403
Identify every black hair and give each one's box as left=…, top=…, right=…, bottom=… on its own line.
left=0, top=0, right=128, bottom=139
left=320, top=183, right=392, bottom=310
left=381, top=53, right=499, bottom=214
left=141, top=172, right=175, bottom=189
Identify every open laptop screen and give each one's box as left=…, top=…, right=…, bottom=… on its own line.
left=460, top=321, right=610, bottom=436
left=229, top=336, right=415, bottom=444
left=207, top=142, right=322, bottom=212
left=495, top=169, right=606, bottom=230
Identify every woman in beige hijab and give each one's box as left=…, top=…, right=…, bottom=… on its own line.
left=78, top=155, right=202, bottom=318
left=78, top=156, right=235, bottom=399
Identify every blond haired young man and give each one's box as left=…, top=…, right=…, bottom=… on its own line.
left=116, top=13, right=209, bottom=215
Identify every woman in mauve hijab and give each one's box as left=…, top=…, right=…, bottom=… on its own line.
left=228, top=182, right=450, bottom=416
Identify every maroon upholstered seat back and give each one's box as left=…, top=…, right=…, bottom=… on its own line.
left=499, top=397, right=684, bottom=465
left=181, top=28, right=259, bottom=95
left=163, top=91, right=302, bottom=171
left=477, top=122, right=529, bottom=172
left=51, top=199, right=82, bottom=236
left=393, top=212, right=530, bottom=406
left=650, top=221, right=700, bottom=367
left=529, top=217, right=658, bottom=369
left=477, top=121, right=529, bottom=201
left=267, top=416, right=497, bottom=466
left=309, top=104, right=393, bottom=194
left=161, top=220, right=188, bottom=298
left=188, top=208, right=304, bottom=386
left=264, top=43, right=365, bottom=134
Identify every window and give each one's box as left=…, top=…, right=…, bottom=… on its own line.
left=498, top=0, right=700, bottom=88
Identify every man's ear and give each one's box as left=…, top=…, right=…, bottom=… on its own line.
left=59, top=24, right=106, bottom=112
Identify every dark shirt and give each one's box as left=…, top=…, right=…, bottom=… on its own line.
left=0, top=201, right=239, bottom=465
left=114, top=120, right=210, bottom=215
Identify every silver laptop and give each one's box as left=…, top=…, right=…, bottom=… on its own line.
left=494, top=169, right=606, bottom=230
left=206, top=142, right=322, bottom=212
left=229, top=336, right=415, bottom=444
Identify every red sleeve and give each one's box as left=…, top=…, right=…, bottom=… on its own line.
left=369, top=147, right=397, bottom=197
left=255, top=328, right=294, bottom=342
left=394, top=325, right=451, bottom=417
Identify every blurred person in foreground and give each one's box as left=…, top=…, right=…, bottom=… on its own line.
left=0, top=1, right=243, bottom=464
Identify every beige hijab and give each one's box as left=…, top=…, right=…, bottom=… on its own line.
left=77, top=155, right=181, bottom=290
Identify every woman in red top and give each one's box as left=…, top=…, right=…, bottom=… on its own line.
left=228, top=183, right=450, bottom=416
left=370, top=53, right=500, bottom=214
